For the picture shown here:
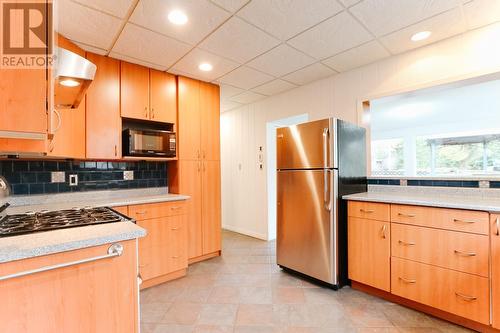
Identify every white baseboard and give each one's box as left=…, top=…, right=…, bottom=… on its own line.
left=222, top=224, right=268, bottom=241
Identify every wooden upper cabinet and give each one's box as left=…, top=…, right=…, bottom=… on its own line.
left=121, top=62, right=150, bottom=121
left=492, top=214, right=500, bottom=329
left=178, top=76, right=201, bottom=160
left=150, top=70, right=176, bottom=124
left=86, top=53, right=121, bottom=159
left=200, top=82, right=220, bottom=161
left=49, top=35, right=86, bottom=158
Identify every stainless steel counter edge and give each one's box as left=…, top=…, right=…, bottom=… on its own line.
left=343, top=192, right=500, bottom=213
left=0, top=221, right=146, bottom=264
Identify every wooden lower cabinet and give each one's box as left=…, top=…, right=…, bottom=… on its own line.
left=202, top=160, right=221, bottom=255
left=391, top=257, right=489, bottom=324
left=348, top=216, right=390, bottom=291
left=0, top=240, right=138, bottom=333
left=492, top=214, right=500, bottom=329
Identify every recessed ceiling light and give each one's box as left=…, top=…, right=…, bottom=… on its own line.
left=411, top=31, right=431, bottom=42
left=59, top=79, right=80, bottom=87
left=168, top=9, right=188, bottom=25
left=199, top=63, right=213, bottom=72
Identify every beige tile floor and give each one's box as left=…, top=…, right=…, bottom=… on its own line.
left=140, top=230, right=475, bottom=333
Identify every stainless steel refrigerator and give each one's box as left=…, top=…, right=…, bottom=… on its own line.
left=276, top=118, right=367, bottom=289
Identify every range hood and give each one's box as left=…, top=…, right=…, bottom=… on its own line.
left=54, top=47, right=97, bottom=109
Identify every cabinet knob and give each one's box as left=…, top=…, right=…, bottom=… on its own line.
left=114, top=145, right=117, bottom=156
left=151, top=108, right=155, bottom=119
left=144, top=106, right=148, bottom=117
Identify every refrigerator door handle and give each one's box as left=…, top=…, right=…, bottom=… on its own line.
left=323, top=128, right=330, bottom=210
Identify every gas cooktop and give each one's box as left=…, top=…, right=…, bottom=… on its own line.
left=0, top=207, right=130, bottom=238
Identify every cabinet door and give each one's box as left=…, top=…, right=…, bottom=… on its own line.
left=86, top=53, right=121, bottom=159
left=150, top=70, right=176, bottom=124
left=200, top=82, right=220, bottom=161
left=121, top=61, right=150, bottom=121
left=202, top=160, right=221, bottom=255
left=137, top=217, right=170, bottom=281
left=168, top=214, right=188, bottom=272
left=179, top=160, right=203, bottom=259
left=0, top=240, right=138, bottom=333
left=49, top=35, right=86, bottom=158
left=178, top=76, right=201, bottom=160
left=348, top=217, right=390, bottom=291
left=493, top=214, right=500, bottom=329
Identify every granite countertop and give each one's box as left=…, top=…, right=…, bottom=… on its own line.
left=0, top=188, right=189, bottom=264
left=343, top=191, right=500, bottom=212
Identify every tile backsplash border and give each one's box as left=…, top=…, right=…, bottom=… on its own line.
left=368, top=178, right=500, bottom=189
left=0, top=160, right=168, bottom=196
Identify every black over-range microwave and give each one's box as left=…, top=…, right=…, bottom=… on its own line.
left=123, top=129, right=176, bottom=158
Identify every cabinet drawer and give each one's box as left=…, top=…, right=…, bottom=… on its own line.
left=391, top=257, right=489, bottom=324
left=390, top=205, right=489, bottom=235
left=348, top=201, right=390, bottom=221
left=391, top=223, right=489, bottom=277
left=129, top=201, right=187, bottom=220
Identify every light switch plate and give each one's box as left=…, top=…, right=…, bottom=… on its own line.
left=123, top=171, right=134, bottom=180
left=69, top=174, right=78, bottom=186
left=51, top=171, right=65, bottom=183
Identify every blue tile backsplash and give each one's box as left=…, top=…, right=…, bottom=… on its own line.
left=0, top=160, right=168, bottom=195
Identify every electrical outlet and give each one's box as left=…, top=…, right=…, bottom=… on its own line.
left=51, top=171, right=65, bottom=183
left=69, top=174, right=78, bottom=186
left=123, top=171, right=134, bottom=180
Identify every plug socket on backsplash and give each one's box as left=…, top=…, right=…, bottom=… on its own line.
left=123, top=171, right=134, bottom=180
left=51, top=172, right=65, bottom=183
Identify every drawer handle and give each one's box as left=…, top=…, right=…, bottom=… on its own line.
left=171, top=206, right=182, bottom=210
left=398, top=213, right=416, bottom=218
left=454, top=250, right=476, bottom=257
left=453, top=218, right=476, bottom=224
left=398, top=240, right=416, bottom=246
left=455, top=292, right=477, bottom=301
left=495, top=217, right=499, bottom=236
left=360, top=209, right=374, bottom=213
left=381, top=224, right=387, bottom=239
left=171, top=227, right=179, bottom=231
left=172, top=256, right=179, bottom=259
left=399, top=277, right=417, bottom=284
left=135, top=211, right=147, bottom=215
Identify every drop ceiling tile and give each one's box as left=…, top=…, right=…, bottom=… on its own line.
left=58, top=0, right=123, bottom=50
left=108, top=51, right=167, bottom=71
left=221, top=100, right=243, bottom=112
left=322, top=40, right=390, bottom=72
left=252, top=79, right=297, bottom=96
left=464, top=0, right=500, bottom=30
left=210, top=0, right=249, bottom=13
left=72, top=0, right=135, bottom=18
left=247, top=44, right=315, bottom=77
left=379, top=8, right=466, bottom=54
left=220, top=84, right=245, bottom=99
left=130, top=0, right=230, bottom=45
left=282, top=62, right=336, bottom=85
left=237, top=0, right=343, bottom=41
left=112, top=24, right=191, bottom=69
left=73, top=41, right=108, bottom=56
left=338, top=0, right=362, bottom=7
left=288, top=12, right=372, bottom=59
left=198, top=16, right=280, bottom=63
left=171, top=48, right=239, bottom=81
left=350, top=0, right=458, bottom=37
left=230, top=91, right=267, bottom=104
left=218, top=66, right=274, bottom=89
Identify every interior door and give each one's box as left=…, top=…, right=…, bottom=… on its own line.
left=277, top=169, right=333, bottom=283
left=277, top=118, right=333, bottom=170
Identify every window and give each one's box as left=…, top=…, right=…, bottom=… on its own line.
left=370, top=78, right=500, bottom=177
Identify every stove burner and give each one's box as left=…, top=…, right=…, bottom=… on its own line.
left=0, top=207, right=128, bottom=237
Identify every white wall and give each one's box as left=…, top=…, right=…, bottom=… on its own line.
left=221, top=23, right=500, bottom=240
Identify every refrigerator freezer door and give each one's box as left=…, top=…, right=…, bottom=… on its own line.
left=277, top=169, right=335, bottom=284
left=277, top=118, right=333, bottom=170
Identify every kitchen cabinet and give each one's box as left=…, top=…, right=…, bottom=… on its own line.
left=86, top=53, right=121, bottom=159
left=121, top=62, right=177, bottom=124
left=348, top=213, right=390, bottom=292
left=492, top=214, right=500, bottom=329
left=176, top=76, right=221, bottom=262
left=0, top=240, right=138, bottom=333
left=121, top=62, right=150, bottom=121
left=129, top=201, right=188, bottom=288
left=49, top=35, right=86, bottom=159
left=150, top=70, right=177, bottom=124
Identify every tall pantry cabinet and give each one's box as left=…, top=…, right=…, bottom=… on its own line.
left=174, top=76, right=221, bottom=262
